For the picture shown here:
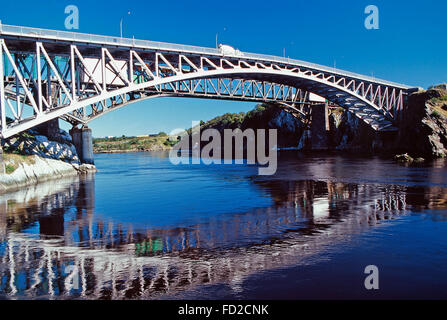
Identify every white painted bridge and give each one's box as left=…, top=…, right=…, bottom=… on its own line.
left=0, top=24, right=414, bottom=139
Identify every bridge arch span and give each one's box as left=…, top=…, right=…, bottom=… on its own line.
left=64, top=68, right=400, bottom=131
left=0, top=24, right=412, bottom=138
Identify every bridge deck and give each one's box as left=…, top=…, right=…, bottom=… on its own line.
left=0, top=23, right=411, bottom=90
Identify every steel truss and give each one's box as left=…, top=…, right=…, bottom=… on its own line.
left=0, top=25, right=411, bottom=138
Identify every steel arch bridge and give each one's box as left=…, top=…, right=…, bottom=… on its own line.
left=0, top=24, right=413, bottom=139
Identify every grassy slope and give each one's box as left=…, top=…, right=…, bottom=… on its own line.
left=93, top=134, right=176, bottom=153
left=2, top=153, right=36, bottom=174
left=429, top=93, right=447, bottom=119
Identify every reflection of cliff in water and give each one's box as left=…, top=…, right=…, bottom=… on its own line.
left=0, top=174, right=445, bottom=299
left=0, top=175, right=94, bottom=239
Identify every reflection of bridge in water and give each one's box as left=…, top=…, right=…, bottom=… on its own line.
left=0, top=174, right=415, bottom=299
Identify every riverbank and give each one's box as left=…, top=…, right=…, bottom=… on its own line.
left=93, top=133, right=175, bottom=153
left=0, top=128, right=96, bottom=193
left=95, top=85, right=447, bottom=161
left=185, top=84, right=447, bottom=160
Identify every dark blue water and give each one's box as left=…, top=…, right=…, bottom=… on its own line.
left=0, top=151, right=446, bottom=299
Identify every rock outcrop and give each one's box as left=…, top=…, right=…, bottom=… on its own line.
left=396, top=86, right=447, bottom=157
left=324, top=85, right=447, bottom=158
left=198, top=104, right=305, bottom=150
left=1, top=128, right=96, bottom=193
left=242, top=105, right=305, bottom=148
left=328, top=108, right=393, bottom=154
left=0, top=155, right=95, bottom=193
left=3, top=129, right=80, bottom=163
left=185, top=86, right=447, bottom=159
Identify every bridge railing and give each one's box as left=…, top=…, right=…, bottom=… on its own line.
left=0, top=24, right=220, bottom=56
left=0, top=23, right=410, bottom=89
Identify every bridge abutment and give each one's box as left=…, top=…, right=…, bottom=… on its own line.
left=70, top=126, right=94, bottom=165
left=310, top=103, right=329, bottom=150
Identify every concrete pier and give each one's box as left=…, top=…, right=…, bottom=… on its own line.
left=70, top=126, right=94, bottom=164
left=310, top=103, right=329, bottom=150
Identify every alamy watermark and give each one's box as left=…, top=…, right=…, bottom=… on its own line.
left=64, top=265, right=80, bottom=291
left=364, top=5, right=379, bottom=30
left=64, top=5, right=79, bottom=30
left=364, top=265, right=379, bottom=290
left=168, top=121, right=278, bottom=175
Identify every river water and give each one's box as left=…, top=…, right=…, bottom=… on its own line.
left=0, top=151, right=446, bottom=299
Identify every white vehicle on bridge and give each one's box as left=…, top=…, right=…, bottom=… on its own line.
left=218, top=44, right=243, bottom=57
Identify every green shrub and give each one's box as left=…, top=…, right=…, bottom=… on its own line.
left=5, top=164, right=15, bottom=174
left=163, top=140, right=177, bottom=147
left=431, top=110, right=442, bottom=119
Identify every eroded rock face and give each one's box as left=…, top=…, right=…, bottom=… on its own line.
left=323, top=87, right=447, bottom=158
left=240, top=106, right=305, bottom=148
left=199, top=105, right=305, bottom=150
left=329, top=109, right=382, bottom=153
left=396, top=88, right=447, bottom=158
left=264, top=108, right=305, bottom=148
left=297, top=130, right=311, bottom=150
left=1, top=128, right=96, bottom=193
left=3, top=129, right=80, bottom=164
left=192, top=94, right=447, bottom=158
left=0, top=156, right=96, bottom=193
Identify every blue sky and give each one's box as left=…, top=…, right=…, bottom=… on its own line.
left=1, top=0, right=446, bottom=137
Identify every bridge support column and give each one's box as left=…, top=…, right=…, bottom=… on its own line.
left=70, top=126, right=94, bottom=164
left=310, top=103, right=329, bottom=150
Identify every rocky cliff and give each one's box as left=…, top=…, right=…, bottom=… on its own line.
left=198, top=84, right=447, bottom=159
left=0, top=128, right=96, bottom=193
left=3, top=129, right=80, bottom=162
left=198, top=104, right=305, bottom=149
left=326, top=85, right=447, bottom=158
left=327, top=107, right=393, bottom=154
left=396, top=85, right=447, bottom=157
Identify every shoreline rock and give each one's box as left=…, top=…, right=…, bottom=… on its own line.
left=393, top=153, right=425, bottom=164
left=1, top=128, right=96, bottom=194
left=0, top=155, right=96, bottom=193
